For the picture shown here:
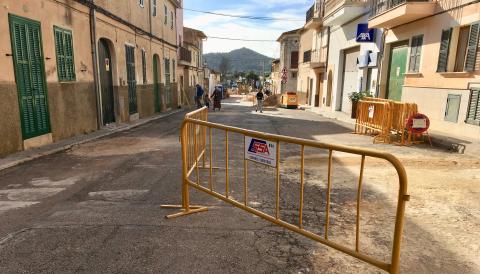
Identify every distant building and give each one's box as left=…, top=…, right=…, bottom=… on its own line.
left=277, top=29, right=301, bottom=93
left=271, top=59, right=281, bottom=94
left=178, top=27, right=206, bottom=106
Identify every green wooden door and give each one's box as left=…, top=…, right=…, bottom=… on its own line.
left=9, top=14, right=51, bottom=140
left=125, top=45, right=137, bottom=114
left=153, top=55, right=161, bottom=113
left=388, top=45, right=408, bottom=101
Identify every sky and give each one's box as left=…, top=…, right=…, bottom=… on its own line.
left=183, top=0, right=313, bottom=58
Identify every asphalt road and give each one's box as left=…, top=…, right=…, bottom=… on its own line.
left=0, top=97, right=479, bottom=273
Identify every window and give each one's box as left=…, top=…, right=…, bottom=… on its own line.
left=152, top=0, right=157, bottom=16
left=291, top=51, right=299, bottom=69
left=171, top=11, right=174, bottom=29
left=291, top=72, right=297, bottom=78
left=409, top=35, right=423, bottom=73
left=164, top=5, right=168, bottom=25
left=54, top=26, right=75, bottom=82
left=139, top=0, right=144, bottom=7
left=437, top=28, right=452, bottom=72
left=437, top=23, right=480, bottom=73
left=141, top=49, right=147, bottom=84
left=454, top=26, right=470, bottom=72
left=172, top=60, right=176, bottom=82
left=445, top=94, right=461, bottom=123
left=466, top=89, right=480, bottom=125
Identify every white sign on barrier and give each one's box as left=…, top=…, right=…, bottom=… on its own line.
left=244, top=136, right=277, bottom=167
left=412, top=118, right=427, bottom=129
left=368, top=106, right=375, bottom=118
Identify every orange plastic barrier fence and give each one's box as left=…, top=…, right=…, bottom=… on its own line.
left=355, top=101, right=392, bottom=143
left=163, top=107, right=409, bottom=274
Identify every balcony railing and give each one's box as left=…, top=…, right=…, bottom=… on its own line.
left=370, top=0, right=430, bottom=18
left=179, top=47, right=192, bottom=63
left=311, top=49, right=327, bottom=67
left=306, top=4, right=315, bottom=22
left=303, top=50, right=312, bottom=63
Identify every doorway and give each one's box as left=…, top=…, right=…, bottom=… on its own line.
left=387, top=43, right=408, bottom=101
left=326, top=70, right=332, bottom=107
left=125, top=45, right=137, bottom=114
left=98, top=38, right=115, bottom=124
left=340, top=46, right=360, bottom=114
left=9, top=14, right=51, bottom=140
left=153, top=54, right=161, bottom=113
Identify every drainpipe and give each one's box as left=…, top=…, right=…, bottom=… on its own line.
left=89, top=0, right=103, bottom=128
left=325, top=26, right=331, bottom=107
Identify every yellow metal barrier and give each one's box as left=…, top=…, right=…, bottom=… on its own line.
left=163, top=107, right=409, bottom=274
left=355, top=101, right=392, bottom=143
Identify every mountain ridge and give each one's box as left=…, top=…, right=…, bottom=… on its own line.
left=203, top=47, right=273, bottom=74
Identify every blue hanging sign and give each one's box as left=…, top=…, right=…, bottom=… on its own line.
left=356, top=24, right=376, bottom=43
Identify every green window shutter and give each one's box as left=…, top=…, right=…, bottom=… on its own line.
left=172, top=60, right=176, bottom=81
left=466, top=89, right=480, bottom=125
left=464, top=23, right=480, bottom=72
left=54, top=27, right=75, bottom=81
left=409, top=35, right=423, bottom=72
left=54, top=28, right=66, bottom=80
left=437, top=28, right=452, bottom=72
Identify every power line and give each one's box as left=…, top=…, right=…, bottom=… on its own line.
left=183, top=8, right=304, bottom=22
left=207, top=36, right=277, bottom=42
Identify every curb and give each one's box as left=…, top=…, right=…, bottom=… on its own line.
left=0, top=109, right=184, bottom=172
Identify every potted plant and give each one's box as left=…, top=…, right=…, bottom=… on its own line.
left=348, top=91, right=371, bottom=119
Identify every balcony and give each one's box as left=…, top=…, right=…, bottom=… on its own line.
left=305, top=4, right=323, bottom=29
left=323, top=0, right=369, bottom=26
left=369, top=0, right=437, bottom=28
left=303, top=50, right=312, bottom=63
left=179, top=47, right=192, bottom=65
left=310, top=49, right=327, bottom=70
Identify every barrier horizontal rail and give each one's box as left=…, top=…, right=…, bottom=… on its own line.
left=163, top=107, right=409, bottom=274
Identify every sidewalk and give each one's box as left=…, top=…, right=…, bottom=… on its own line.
left=0, top=109, right=184, bottom=172
left=304, top=106, right=480, bottom=155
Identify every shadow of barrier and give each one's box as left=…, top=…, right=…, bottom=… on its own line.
left=162, top=107, right=410, bottom=274
left=359, top=98, right=419, bottom=145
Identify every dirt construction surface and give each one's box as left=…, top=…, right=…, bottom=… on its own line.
left=0, top=96, right=479, bottom=273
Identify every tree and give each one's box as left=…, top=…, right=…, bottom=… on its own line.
left=246, top=71, right=259, bottom=82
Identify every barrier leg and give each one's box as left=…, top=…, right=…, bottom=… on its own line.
left=162, top=120, right=208, bottom=218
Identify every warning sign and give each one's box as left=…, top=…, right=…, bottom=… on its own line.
left=245, top=136, right=277, bottom=167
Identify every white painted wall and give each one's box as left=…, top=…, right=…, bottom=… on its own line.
left=324, top=14, right=382, bottom=113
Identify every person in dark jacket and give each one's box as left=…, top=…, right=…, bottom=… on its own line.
left=255, top=89, right=264, bottom=113
left=212, top=87, right=222, bottom=111
left=195, top=84, right=204, bottom=108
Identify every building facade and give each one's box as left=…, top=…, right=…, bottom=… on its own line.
left=370, top=0, right=480, bottom=139
left=277, top=29, right=301, bottom=93
left=322, top=0, right=382, bottom=115
left=271, top=59, right=281, bottom=94
left=178, top=27, right=206, bottom=106
left=0, top=0, right=180, bottom=157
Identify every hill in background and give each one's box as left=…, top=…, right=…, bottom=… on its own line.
left=203, top=47, right=273, bottom=74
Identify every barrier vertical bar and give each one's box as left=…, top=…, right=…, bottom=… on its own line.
left=390, top=165, right=409, bottom=274
left=225, top=130, right=229, bottom=198
left=275, top=141, right=280, bottom=220
left=244, top=137, right=248, bottom=206
left=299, top=145, right=305, bottom=229
left=209, top=127, right=213, bottom=191
left=325, top=149, right=333, bottom=239
left=194, top=124, right=200, bottom=185
left=355, top=155, right=366, bottom=252
left=181, top=121, right=190, bottom=210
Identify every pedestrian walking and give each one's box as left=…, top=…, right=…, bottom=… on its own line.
left=204, top=93, right=211, bottom=109
left=256, top=89, right=264, bottom=113
left=212, top=86, right=222, bottom=111
left=195, top=84, right=204, bottom=109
